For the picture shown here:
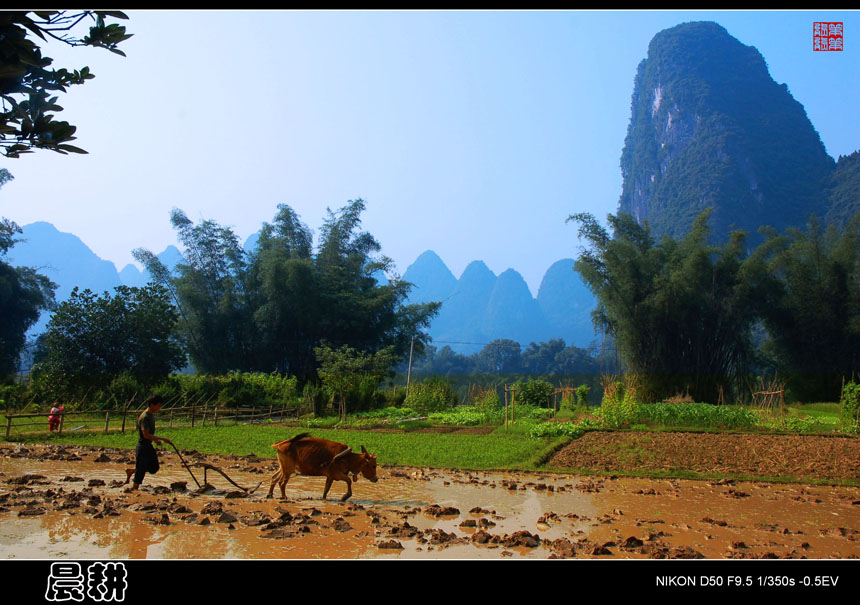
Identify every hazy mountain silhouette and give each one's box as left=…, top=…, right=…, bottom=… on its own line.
left=118, top=245, right=184, bottom=287
left=11, top=222, right=123, bottom=310
left=11, top=222, right=183, bottom=335
left=483, top=268, right=555, bottom=345
left=404, top=251, right=596, bottom=352
left=537, top=259, right=598, bottom=347
left=402, top=250, right=457, bottom=306
left=432, top=260, right=498, bottom=347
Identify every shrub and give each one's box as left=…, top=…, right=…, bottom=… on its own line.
left=349, top=374, right=387, bottom=412
left=473, top=387, right=500, bottom=414
left=840, top=382, right=860, bottom=434
left=522, top=404, right=554, bottom=421
left=302, top=382, right=329, bottom=417
left=639, top=402, right=757, bottom=430
left=384, top=386, right=407, bottom=408
left=166, top=372, right=299, bottom=410
left=772, top=415, right=832, bottom=434
left=314, top=344, right=396, bottom=417
left=0, top=383, right=29, bottom=411
left=169, top=373, right=222, bottom=406
left=599, top=377, right=642, bottom=429
left=150, top=380, right=179, bottom=404
left=529, top=421, right=585, bottom=439
left=28, top=370, right=73, bottom=406
left=512, top=379, right=554, bottom=408
left=99, top=373, right=145, bottom=410
left=560, top=391, right=577, bottom=412
left=429, top=407, right=488, bottom=426
left=528, top=417, right=601, bottom=438
left=405, top=377, right=458, bottom=414
left=355, top=406, right=417, bottom=421
left=575, top=384, right=590, bottom=407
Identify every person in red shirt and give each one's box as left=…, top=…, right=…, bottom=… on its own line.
left=48, top=403, right=64, bottom=432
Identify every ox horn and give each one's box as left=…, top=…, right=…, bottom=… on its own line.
left=361, top=445, right=367, bottom=454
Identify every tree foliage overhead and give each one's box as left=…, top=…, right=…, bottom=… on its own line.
left=135, top=199, right=439, bottom=382
left=568, top=209, right=765, bottom=403
left=0, top=10, right=131, bottom=158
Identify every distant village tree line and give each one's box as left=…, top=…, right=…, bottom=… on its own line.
left=2, top=202, right=856, bottom=410
left=14, top=200, right=439, bottom=404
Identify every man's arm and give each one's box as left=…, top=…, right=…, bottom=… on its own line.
left=141, top=427, right=172, bottom=446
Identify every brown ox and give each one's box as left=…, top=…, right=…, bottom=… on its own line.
left=267, top=432, right=378, bottom=502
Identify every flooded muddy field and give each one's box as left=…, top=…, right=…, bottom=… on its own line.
left=2, top=443, right=859, bottom=560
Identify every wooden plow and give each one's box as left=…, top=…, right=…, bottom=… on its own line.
left=166, top=441, right=261, bottom=495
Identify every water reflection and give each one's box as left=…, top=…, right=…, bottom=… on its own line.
left=3, top=452, right=859, bottom=559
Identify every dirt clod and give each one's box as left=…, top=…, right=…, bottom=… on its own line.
left=424, top=504, right=460, bottom=517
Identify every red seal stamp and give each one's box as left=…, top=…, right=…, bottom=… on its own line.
left=814, top=22, right=843, bottom=51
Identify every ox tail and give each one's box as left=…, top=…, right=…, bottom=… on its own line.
left=271, top=432, right=311, bottom=452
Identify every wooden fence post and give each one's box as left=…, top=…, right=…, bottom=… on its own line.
left=191, top=402, right=196, bottom=428
left=5, top=416, right=11, bottom=440
left=504, top=384, right=508, bottom=431
left=58, top=412, right=64, bottom=434
left=104, top=411, right=110, bottom=433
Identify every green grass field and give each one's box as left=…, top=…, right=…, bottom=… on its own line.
left=10, top=424, right=566, bottom=471
left=4, top=400, right=850, bottom=475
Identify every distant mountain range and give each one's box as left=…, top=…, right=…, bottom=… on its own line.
left=9, top=222, right=599, bottom=349
left=403, top=251, right=597, bottom=352
left=8, top=222, right=184, bottom=335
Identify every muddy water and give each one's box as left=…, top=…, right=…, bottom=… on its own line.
left=1, top=445, right=859, bottom=559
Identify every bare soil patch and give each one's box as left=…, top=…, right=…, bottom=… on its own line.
left=549, top=431, right=860, bottom=482
left=2, top=439, right=859, bottom=559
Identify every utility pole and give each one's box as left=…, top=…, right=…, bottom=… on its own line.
left=405, top=336, right=415, bottom=398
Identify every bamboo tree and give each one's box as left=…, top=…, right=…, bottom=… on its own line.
left=568, top=208, right=764, bottom=403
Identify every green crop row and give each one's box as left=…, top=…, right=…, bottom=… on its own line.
left=13, top=424, right=559, bottom=471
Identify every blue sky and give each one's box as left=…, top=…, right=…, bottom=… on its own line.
left=2, top=10, right=858, bottom=295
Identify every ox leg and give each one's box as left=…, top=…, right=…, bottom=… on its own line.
left=323, top=470, right=352, bottom=501
left=278, top=471, right=290, bottom=499
left=340, top=476, right=353, bottom=502
left=269, top=454, right=294, bottom=500
left=267, top=469, right=281, bottom=498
